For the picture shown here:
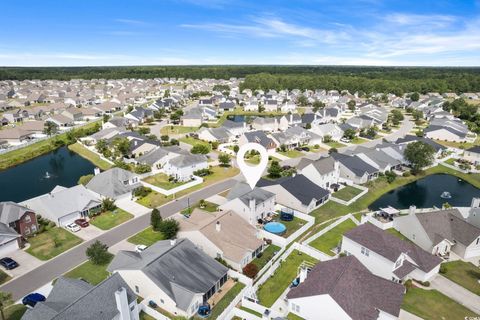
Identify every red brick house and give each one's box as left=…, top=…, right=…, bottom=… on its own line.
left=0, top=202, right=38, bottom=249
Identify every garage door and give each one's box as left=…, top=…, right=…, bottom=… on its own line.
left=58, top=212, right=81, bottom=227
left=0, top=239, right=19, bottom=256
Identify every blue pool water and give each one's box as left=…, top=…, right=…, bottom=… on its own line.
left=264, top=222, right=287, bottom=235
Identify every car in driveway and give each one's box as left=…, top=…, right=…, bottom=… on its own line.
left=74, top=219, right=89, bottom=228
left=22, top=293, right=46, bottom=308
left=65, top=223, right=81, bottom=232
left=0, top=257, right=19, bottom=270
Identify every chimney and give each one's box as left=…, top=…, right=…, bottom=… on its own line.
left=409, top=205, right=416, bottom=215
left=115, top=287, right=132, bottom=320
left=299, top=266, right=308, bottom=283
left=471, top=198, right=480, bottom=209
left=216, top=221, right=221, bottom=232
left=94, top=167, right=101, bottom=175
left=170, top=238, right=176, bottom=246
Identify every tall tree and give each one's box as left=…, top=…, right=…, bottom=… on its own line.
left=404, top=141, right=435, bottom=174
left=150, top=208, right=162, bottom=231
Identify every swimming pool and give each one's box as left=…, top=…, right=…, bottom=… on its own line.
left=264, top=222, right=287, bottom=235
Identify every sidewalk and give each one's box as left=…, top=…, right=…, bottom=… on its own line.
left=430, top=275, right=480, bottom=314
left=115, top=198, right=151, bottom=217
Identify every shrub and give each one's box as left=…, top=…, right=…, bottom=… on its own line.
left=191, top=144, right=210, bottom=154
left=158, top=219, right=179, bottom=239
left=402, top=171, right=411, bottom=177
left=439, top=264, right=447, bottom=274
left=86, top=241, right=113, bottom=265
left=243, top=263, right=259, bottom=278
left=134, top=164, right=152, bottom=174
left=150, top=208, right=162, bottom=231
left=194, top=168, right=212, bottom=176
left=101, top=198, right=116, bottom=212
left=134, top=186, right=151, bottom=198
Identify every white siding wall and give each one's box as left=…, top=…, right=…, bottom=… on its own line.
left=288, top=295, right=352, bottom=320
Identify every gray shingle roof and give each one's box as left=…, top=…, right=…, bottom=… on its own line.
left=287, top=256, right=405, bottom=320
left=86, top=168, right=141, bottom=198
left=168, top=154, right=207, bottom=168
left=0, top=201, right=32, bottom=224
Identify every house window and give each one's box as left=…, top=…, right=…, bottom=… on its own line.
left=361, top=247, right=369, bottom=257
left=395, top=259, right=402, bottom=268
left=24, top=227, right=30, bottom=235
left=31, top=224, right=37, bottom=232
left=296, top=305, right=300, bottom=312
left=135, top=285, right=139, bottom=293
left=123, top=180, right=128, bottom=185
left=24, top=215, right=31, bottom=223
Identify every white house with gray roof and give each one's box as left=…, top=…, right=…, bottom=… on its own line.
left=162, top=154, right=208, bottom=182
left=298, top=156, right=340, bottom=190
left=108, top=238, right=229, bottom=318
left=86, top=168, right=141, bottom=201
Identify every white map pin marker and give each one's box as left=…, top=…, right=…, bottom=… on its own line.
left=237, top=142, right=269, bottom=190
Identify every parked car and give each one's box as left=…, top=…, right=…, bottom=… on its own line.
left=340, top=137, right=351, bottom=143
left=302, top=146, right=310, bottom=152
left=22, top=293, right=46, bottom=307
left=135, top=245, right=147, bottom=253
left=74, top=219, right=89, bottom=228
left=0, top=257, right=19, bottom=270
left=65, top=223, right=81, bottom=232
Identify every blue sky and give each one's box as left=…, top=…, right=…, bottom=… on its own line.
left=1, top=0, right=479, bottom=66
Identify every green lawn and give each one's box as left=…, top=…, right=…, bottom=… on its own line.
left=351, top=137, right=369, bottom=144
left=139, top=312, right=156, bottom=320
left=257, top=250, right=318, bottom=307
left=245, top=153, right=261, bottom=164
left=251, top=244, right=281, bottom=271
left=287, top=313, right=305, bottom=320
left=440, top=261, right=480, bottom=295
left=325, top=141, right=346, bottom=148
left=208, top=282, right=245, bottom=319
left=385, top=228, right=411, bottom=242
left=4, top=304, right=27, bottom=320
left=444, top=157, right=456, bottom=165
left=179, top=136, right=211, bottom=149
left=26, top=227, right=83, bottom=260
left=434, top=137, right=480, bottom=149
left=278, top=149, right=304, bottom=158
left=90, top=209, right=133, bottom=230
left=64, top=256, right=112, bottom=285
left=0, top=269, right=11, bottom=285
left=239, top=306, right=262, bottom=317
left=402, top=286, right=478, bottom=320
left=160, top=125, right=198, bottom=135
left=68, top=142, right=112, bottom=170
left=332, top=185, right=364, bottom=201
left=128, top=226, right=165, bottom=246
left=143, top=173, right=189, bottom=190
left=182, top=200, right=219, bottom=215
left=278, top=216, right=307, bottom=238
left=137, top=166, right=239, bottom=208
left=308, top=219, right=357, bottom=256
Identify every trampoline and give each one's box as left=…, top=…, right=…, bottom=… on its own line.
left=264, top=222, right=287, bottom=235
left=280, top=208, right=294, bottom=221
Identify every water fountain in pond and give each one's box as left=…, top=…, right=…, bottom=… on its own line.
left=44, top=171, right=51, bottom=179
left=440, top=191, right=452, bottom=199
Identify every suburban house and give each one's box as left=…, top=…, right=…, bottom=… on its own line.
left=161, top=154, right=208, bottom=182
left=424, top=118, right=471, bottom=142
left=86, top=168, right=142, bottom=201
left=309, top=123, right=344, bottom=141
left=124, top=107, right=153, bottom=124
left=251, top=117, right=280, bottom=132
left=108, top=238, right=229, bottom=318
left=0, top=224, right=21, bottom=256
left=222, top=119, right=247, bottom=137
left=342, top=223, right=442, bottom=283
left=178, top=208, right=264, bottom=271
left=286, top=256, right=405, bottom=320
left=394, top=208, right=480, bottom=259
left=136, top=146, right=184, bottom=171
left=21, top=185, right=102, bottom=226
left=297, top=156, right=340, bottom=190
left=181, top=107, right=203, bottom=127
left=258, top=174, right=330, bottom=214
left=220, top=182, right=276, bottom=225
left=271, top=126, right=322, bottom=149
left=0, top=127, right=34, bottom=146
left=331, top=153, right=379, bottom=184
left=45, top=114, right=75, bottom=129
left=197, top=126, right=234, bottom=143
left=238, top=131, right=277, bottom=154
left=21, top=274, right=140, bottom=320
left=463, top=145, right=480, bottom=165
left=0, top=202, right=38, bottom=249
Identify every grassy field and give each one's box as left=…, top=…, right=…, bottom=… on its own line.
left=128, top=226, right=165, bottom=246
left=257, top=250, right=318, bottom=307
left=64, top=257, right=112, bottom=285
left=143, top=172, right=189, bottom=190
left=278, top=149, right=305, bottom=158
left=137, top=166, right=239, bottom=208
left=325, top=141, right=346, bottom=148
left=0, top=121, right=100, bottom=170
left=160, top=125, right=198, bottom=135
left=251, top=244, right=281, bottom=271
left=402, top=286, right=478, bottom=320
left=0, top=269, right=11, bottom=285
left=310, top=164, right=480, bottom=224
left=179, top=136, right=211, bottom=149
left=308, top=219, right=357, bottom=256
left=278, top=216, right=307, bottom=238
left=3, top=304, right=27, bottom=320
left=440, top=261, right=480, bottom=295
left=332, top=185, right=364, bottom=201
left=208, top=282, right=245, bottom=319
left=26, top=227, right=83, bottom=260
left=90, top=209, right=134, bottom=230
left=67, top=142, right=112, bottom=170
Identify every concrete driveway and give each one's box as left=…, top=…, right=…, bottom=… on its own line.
left=116, top=198, right=151, bottom=217
left=108, top=239, right=136, bottom=255
left=4, top=249, right=44, bottom=278
left=430, top=275, right=480, bottom=314
left=74, top=224, right=104, bottom=241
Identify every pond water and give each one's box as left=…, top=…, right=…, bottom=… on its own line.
left=0, top=146, right=96, bottom=203
left=369, top=174, right=480, bottom=210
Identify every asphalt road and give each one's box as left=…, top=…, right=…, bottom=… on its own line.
left=0, top=178, right=238, bottom=300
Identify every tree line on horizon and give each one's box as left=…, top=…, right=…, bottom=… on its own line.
left=0, top=65, right=479, bottom=94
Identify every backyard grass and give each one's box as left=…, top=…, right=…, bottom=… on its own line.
left=278, top=216, right=307, bottom=238
left=435, top=137, right=480, bottom=149
left=0, top=269, right=11, bottom=285
left=90, top=209, right=133, bottom=230
left=179, top=136, right=211, bottom=149
left=68, top=142, right=112, bottom=170
left=278, top=149, right=304, bottom=158
left=351, top=137, right=369, bottom=144
left=308, top=219, right=357, bottom=256
left=444, top=157, right=456, bottom=165
left=208, top=282, right=245, bottom=319
left=402, top=286, right=478, bottom=320
left=142, top=172, right=189, bottom=190
left=287, top=313, right=305, bottom=320
left=26, top=227, right=83, bottom=260
left=128, top=226, right=165, bottom=246
left=139, top=312, right=156, bottom=320
left=160, top=125, right=198, bottom=135
left=239, top=306, right=262, bottom=317
left=385, top=228, right=411, bottom=242
left=137, top=166, right=239, bottom=208
left=257, top=250, right=318, bottom=307
left=440, top=260, right=480, bottom=295
left=325, top=141, right=346, bottom=148
left=332, top=185, right=364, bottom=201
left=251, top=244, right=281, bottom=271
left=4, top=304, right=27, bottom=320
left=64, top=257, right=112, bottom=285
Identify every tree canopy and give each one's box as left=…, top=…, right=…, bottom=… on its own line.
left=404, top=141, right=435, bottom=173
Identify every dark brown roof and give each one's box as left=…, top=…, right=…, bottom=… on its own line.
left=393, top=260, right=417, bottom=279
left=416, top=209, right=480, bottom=246
left=287, top=256, right=404, bottom=319
left=344, top=223, right=442, bottom=273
